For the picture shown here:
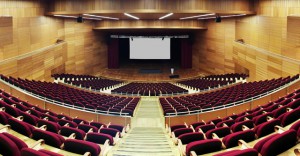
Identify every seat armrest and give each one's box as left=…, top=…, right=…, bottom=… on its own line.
left=83, top=152, right=91, bottom=156
left=238, top=139, right=251, bottom=149
left=274, top=125, right=286, bottom=133
left=0, top=107, right=5, bottom=111
left=190, top=151, right=197, bottom=156
left=242, top=125, right=250, bottom=130
left=0, top=125, right=11, bottom=133
left=30, top=139, right=45, bottom=150
left=212, top=133, right=220, bottom=139
left=39, top=125, right=47, bottom=131
left=68, top=133, right=76, bottom=139
left=16, top=116, right=24, bottom=121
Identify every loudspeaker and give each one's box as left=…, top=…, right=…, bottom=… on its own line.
left=77, top=16, right=83, bottom=23
left=215, top=16, right=221, bottom=23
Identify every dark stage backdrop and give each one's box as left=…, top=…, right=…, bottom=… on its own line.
left=108, top=38, right=192, bottom=69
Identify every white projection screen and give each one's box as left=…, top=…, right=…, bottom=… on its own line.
left=130, top=38, right=171, bottom=59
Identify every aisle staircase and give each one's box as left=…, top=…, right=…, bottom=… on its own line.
left=109, top=97, right=179, bottom=156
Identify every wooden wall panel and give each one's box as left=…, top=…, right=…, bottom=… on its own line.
left=192, top=19, right=236, bottom=75
left=48, top=0, right=254, bottom=12
left=63, top=19, right=107, bottom=75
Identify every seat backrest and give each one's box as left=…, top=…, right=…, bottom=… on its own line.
left=90, top=121, right=106, bottom=129
left=21, top=148, right=50, bottom=156
left=196, top=124, right=215, bottom=133
left=254, top=119, right=280, bottom=138
left=60, top=126, right=86, bottom=140
left=8, top=118, right=34, bottom=137
left=253, top=133, right=279, bottom=153
left=3, top=132, right=28, bottom=151
left=222, top=130, right=256, bottom=148
left=173, top=128, right=194, bottom=137
left=0, top=111, right=10, bottom=124
left=206, top=127, right=231, bottom=139
left=0, top=133, right=21, bottom=156
left=231, top=120, right=254, bottom=132
left=170, top=124, right=186, bottom=132
left=32, top=129, right=65, bottom=148
left=37, top=120, right=61, bottom=133
left=86, top=132, right=114, bottom=145
left=178, top=132, right=204, bottom=145
left=108, top=124, right=124, bottom=132
left=216, top=120, right=235, bottom=128
left=260, top=130, right=297, bottom=156
left=64, top=139, right=101, bottom=156
left=186, top=139, right=222, bottom=156
left=213, top=149, right=258, bottom=156
left=281, top=107, right=300, bottom=127
left=99, top=128, right=120, bottom=137
left=58, top=119, right=77, bottom=128
left=78, top=124, right=99, bottom=133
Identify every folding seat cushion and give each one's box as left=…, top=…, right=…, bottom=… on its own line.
left=173, top=128, right=194, bottom=138
left=58, top=119, right=77, bottom=128
left=178, top=132, right=204, bottom=145
left=196, top=124, right=216, bottom=133
left=213, top=149, right=259, bottom=156
left=64, top=139, right=101, bottom=156
left=254, top=119, right=280, bottom=138
left=170, top=124, right=187, bottom=132
left=32, top=129, right=65, bottom=148
left=78, top=124, right=99, bottom=133
left=280, top=107, right=300, bottom=127
left=252, top=112, right=273, bottom=126
left=231, top=120, right=254, bottom=132
left=222, top=130, right=256, bottom=148
left=73, top=118, right=89, bottom=125
left=186, top=139, right=222, bottom=156
left=8, top=118, right=34, bottom=137
left=99, top=128, right=120, bottom=137
left=3, top=132, right=28, bottom=151
left=37, top=120, right=61, bottom=133
left=223, top=114, right=238, bottom=120
left=190, top=121, right=205, bottom=129
left=216, top=120, right=235, bottom=127
left=253, top=133, right=279, bottom=153
left=0, top=111, right=10, bottom=124
left=205, top=127, right=231, bottom=139
left=259, top=130, right=297, bottom=156
left=27, top=108, right=42, bottom=118
left=4, top=104, right=21, bottom=117
left=90, top=121, right=106, bottom=129
left=86, top=132, right=114, bottom=145
left=0, top=133, right=22, bottom=156
left=60, top=126, right=86, bottom=140
left=108, top=124, right=124, bottom=132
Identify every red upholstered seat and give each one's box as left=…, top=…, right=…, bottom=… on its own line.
left=186, top=139, right=222, bottom=156
left=63, top=139, right=101, bottom=156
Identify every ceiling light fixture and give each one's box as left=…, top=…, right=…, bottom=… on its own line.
left=180, top=13, right=215, bottom=20
left=159, top=13, right=173, bottom=20
left=124, top=13, right=139, bottom=20
left=83, top=14, right=119, bottom=20
left=54, top=15, right=77, bottom=18
left=198, top=14, right=246, bottom=20
left=83, top=17, right=102, bottom=21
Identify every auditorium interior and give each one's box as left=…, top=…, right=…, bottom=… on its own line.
left=0, top=0, right=300, bottom=156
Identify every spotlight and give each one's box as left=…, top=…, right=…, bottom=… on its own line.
left=215, top=15, right=221, bottom=23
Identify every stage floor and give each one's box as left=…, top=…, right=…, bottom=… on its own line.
left=97, top=67, right=202, bottom=82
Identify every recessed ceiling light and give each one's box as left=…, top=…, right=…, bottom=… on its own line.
left=83, top=14, right=119, bottom=20
left=159, top=13, right=173, bottom=20
left=198, top=14, right=246, bottom=20
left=54, top=15, right=77, bottom=18
left=83, top=17, right=102, bottom=21
left=180, top=13, right=215, bottom=20
left=124, top=13, right=139, bottom=20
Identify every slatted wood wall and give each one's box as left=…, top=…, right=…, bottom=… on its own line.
left=192, top=19, right=236, bottom=75
left=48, top=0, right=254, bottom=12
left=0, top=0, right=108, bottom=81
left=233, top=0, right=300, bottom=81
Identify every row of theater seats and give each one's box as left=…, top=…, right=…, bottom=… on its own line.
left=166, top=88, right=300, bottom=156
left=0, top=89, right=129, bottom=156
left=160, top=75, right=299, bottom=115
left=111, top=82, right=188, bottom=96
left=0, top=75, right=139, bottom=117
left=177, top=73, right=248, bottom=91
left=52, top=73, right=123, bottom=91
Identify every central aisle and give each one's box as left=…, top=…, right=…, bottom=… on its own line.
left=109, top=97, right=179, bottom=156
